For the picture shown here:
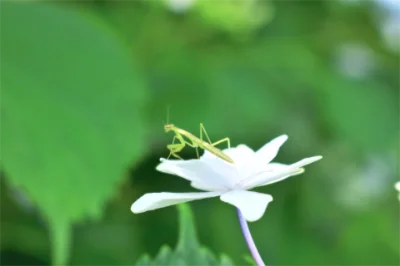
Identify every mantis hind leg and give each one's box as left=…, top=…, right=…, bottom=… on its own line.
left=199, top=123, right=212, bottom=144
left=211, top=137, right=231, bottom=149
left=199, top=123, right=231, bottom=149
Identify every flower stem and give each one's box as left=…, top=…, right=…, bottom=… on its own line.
left=236, top=208, right=266, bottom=266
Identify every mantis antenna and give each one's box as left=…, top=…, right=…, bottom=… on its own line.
left=166, top=104, right=171, bottom=125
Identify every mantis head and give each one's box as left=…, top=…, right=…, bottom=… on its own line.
left=164, top=124, right=174, bottom=133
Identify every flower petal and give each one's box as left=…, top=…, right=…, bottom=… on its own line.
left=190, top=181, right=221, bottom=191
left=253, top=135, right=288, bottom=165
left=220, top=190, right=273, bottom=222
left=288, top=156, right=323, bottom=169
left=221, top=144, right=255, bottom=165
left=199, top=151, right=241, bottom=186
left=156, top=158, right=235, bottom=191
left=240, top=168, right=302, bottom=189
left=242, top=155, right=322, bottom=189
left=263, top=162, right=289, bottom=171
left=131, top=191, right=221, bottom=213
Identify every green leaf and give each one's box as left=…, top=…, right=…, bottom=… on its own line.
left=243, top=255, right=257, bottom=266
left=135, top=204, right=235, bottom=266
left=0, top=2, right=147, bottom=265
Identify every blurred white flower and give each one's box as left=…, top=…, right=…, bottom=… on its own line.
left=335, top=43, right=376, bottom=79
left=165, top=0, right=196, bottom=14
left=381, top=16, right=400, bottom=53
left=131, top=135, right=322, bottom=222
left=336, top=155, right=394, bottom=209
left=370, top=0, right=400, bottom=53
left=375, top=0, right=400, bottom=12
left=395, top=181, right=400, bottom=200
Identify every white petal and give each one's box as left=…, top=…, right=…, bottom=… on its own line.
left=241, top=168, right=303, bottom=189
left=242, top=155, right=322, bottom=189
left=221, top=144, right=255, bottom=165
left=264, top=162, right=289, bottom=171
left=156, top=158, right=235, bottom=191
left=289, top=156, right=323, bottom=169
left=253, top=135, right=288, bottom=165
left=220, top=190, right=273, bottom=222
left=190, top=181, right=225, bottom=191
left=199, top=151, right=241, bottom=187
left=131, top=191, right=221, bottom=213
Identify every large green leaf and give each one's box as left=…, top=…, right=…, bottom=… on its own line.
left=0, top=2, right=147, bottom=265
left=136, top=204, right=234, bottom=266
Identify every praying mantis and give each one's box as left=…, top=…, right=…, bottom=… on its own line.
left=164, top=123, right=235, bottom=164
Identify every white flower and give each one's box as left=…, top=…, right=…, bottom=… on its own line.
left=131, top=135, right=322, bottom=222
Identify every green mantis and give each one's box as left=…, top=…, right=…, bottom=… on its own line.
left=164, top=123, right=234, bottom=164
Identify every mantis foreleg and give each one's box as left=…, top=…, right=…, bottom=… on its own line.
left=167, top=136, right=184, bottom=160
left=168, top=133, right=200, bottom=159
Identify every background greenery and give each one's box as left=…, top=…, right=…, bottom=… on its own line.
left=1, top=0, right=399, bottom=265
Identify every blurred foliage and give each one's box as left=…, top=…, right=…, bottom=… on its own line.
left=0, top=0, right=399, bottom=265
left=1, top=1, right=147, bottom=265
